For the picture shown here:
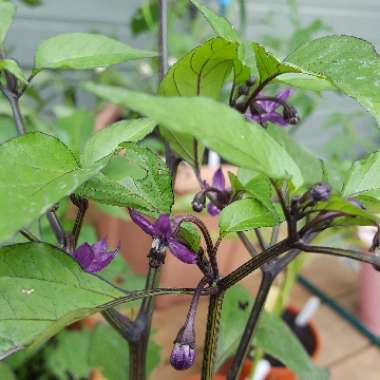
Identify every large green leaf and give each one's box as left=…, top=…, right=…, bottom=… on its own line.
left=158, top=37, right=236, bottom=165
left=216, top=285, right=329, bottom=380
left=266, top=125, right=323, bottom=186
left=0, top=1, right=16, bottom=45
left=34, top=33, right=157, bottom=72
left=84, top=84, right=304, bottom=187
left=0, top=133, right=102, bottom=242
left=0, top=243, right=125, bottom=359
left=81, top=118, right=156, bottom=167
left=219, top=198, right=281, bottom=236
left=343, top=151, right=380, bottom=196
left=79, top=143, right=173, bottom=216
left=287, top=35, right=380, bottom=125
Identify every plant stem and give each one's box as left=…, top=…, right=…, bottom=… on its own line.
left=46, top=206, right=67, bottom=247
left=226, top=270, right=273, bottom=380
left=238, top=231, right=259, bottom=257
left=201, top=291, right=225, bottom=380
left=158, top=0, right=168, bottom=81
left=3, top=90, right=26, bottom=135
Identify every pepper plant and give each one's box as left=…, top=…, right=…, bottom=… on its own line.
left=1, top=1, right=380, bottom=380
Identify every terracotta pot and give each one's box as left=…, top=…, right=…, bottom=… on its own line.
left=185, top=376, right=225, bottom=380
left=217, top=307, right=320, bottom=380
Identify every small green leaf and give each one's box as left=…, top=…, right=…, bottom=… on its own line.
left=79, top=143, right=173, bottom=216
left=219, top=198, right=281, bottom=235
left=190, top=0, right=240, bottom=42
left=34, top=33, right=157, bottom=72
left=83, top=84, right=304, bottom=187
left=0, top=132, right=103, bottom=243
left=0, top=59, right=28, bottom=84
left=0, top=242, right=125, bottom=359
left=287, top=35, right=380, bottom=126
left=178, top=222, right=201, bottom=252
left=216, top=285, right=329, bottom=380
left=343, top=151, right=380, bottom=196
left=81, top=118, right=156, bottom=167
left=0, top=1, right=16, bottom=45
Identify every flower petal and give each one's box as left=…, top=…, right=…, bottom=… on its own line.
left=168, top=238, right=197, bottom=264
left=277, top=88, right=292, bottom=102
left=128, top=208, right=156, bottom=236
left=265, top=112, right=288, bottom=126
left=72, top=243, right=95, bottom=271
left=212, top=168, right=225, bottom=191
left=208, top=202, right=220, bottom=216
left=91, top=238, right=108, bottom=256
left=155, top=214, right=172, bottom=238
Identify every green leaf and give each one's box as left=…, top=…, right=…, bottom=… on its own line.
left=0, top=242, right=125, bottom=359
left=190, top=0, right=240, bottom=42
left=34, top=33, right=157, bottom=72
left=81, top=118, right=156, bottom=167
left=46, top=325, right=161, bottom=380
left=219, top=198, right=281, bottom=235
left=266, top=125, right=323, bottom=186
left=0, top=59, right=28, bottom=84
left=0, top=1, right=16, bottom=45
left=178, top=222, right=201, bottom=252
left=216, top=285, right=329, bottom=380
left=51, top=110, right=95, bottom=159
left=0, top=132, right=103, bottom=243
left=286, top=35, right=380, bottom=125
left=45, top=330, right=92, bottom=380
left=83, top=84, right=304, bottom=187
left=79, top=143, right=173, bottom=216
left=88, top=324, right=160, bottom=380
left=158, top=37, right=236, bottom=165
left=0, top=363, right=15, bottom=380
left=276, top=73, right=335, bottom=92
left=343, top=151, right=380, bottom=196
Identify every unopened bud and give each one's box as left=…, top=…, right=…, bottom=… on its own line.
left=246, top=76, right=256, bottom=87
left=238, top=84, right=250, bottom=96
left=170, top=342, right=195, bottom=370
left=283, top=106, right=300, bottom=125
left=310, top=182, right=331, bottom=202
left=192, top=191, right=206, bottom=212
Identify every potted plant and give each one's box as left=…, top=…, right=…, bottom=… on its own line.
left=1, top=1, right=380, bottom=380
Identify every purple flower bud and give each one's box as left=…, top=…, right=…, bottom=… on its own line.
left=238, top=84, right=249, bottom=96
left=246, top=76, right=256, bottom=87
left=72, top=238, right=118, bottom=273
left=192, top=191, right=206, bottom=212
left=283, top=105, right=300, bottom=125
left=170, top=342, right=195, bottom=370
left=310, top=182, right=331, bottom=202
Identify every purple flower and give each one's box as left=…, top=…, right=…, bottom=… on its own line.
left=72, top=238, right=118, bottom=273
left=205, top=167, right=231, bottom=216
left=170, top=342, right=195, bottom=370
left=245, top=89, right=298, bottom=127
left=310, top=182, right=331, bottom=202
left=128, top=209, right=197, bottom=264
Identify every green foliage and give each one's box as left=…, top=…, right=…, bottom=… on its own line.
left=0, top=59, right=28, bottom=84
left=0, top=133, right=103, bottom=242
left=219, top=198, right=281, bottom=235
left=287, top=35, right=380, bottom=126
left=84, top=84, right=304, bottom=187
left=216, top=285, right=329, bottom=380
left=0, top=243, right=125, bottom=359
left=0, top=1, right=15, bottom=45
left=45, top=325, right=161, bottom=380
left=0, top=363, right=15, bottom=380
left=34, top=33, right=157, bottom=72
left=81, top=118, right=156, bottom=167
left=79, top=143, right=174, bottom=216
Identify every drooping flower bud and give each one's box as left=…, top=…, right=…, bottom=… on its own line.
left=192, top=191, right=206, bottom=212
left=283, top=105, right=300, bottom=125
left=246, top=76, right=256, bottom=87
left=238, top=84, right=250, bottom=96
left=170, top=341, right=196, bottom=370
left=310, top=182, right=331, bottom=202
